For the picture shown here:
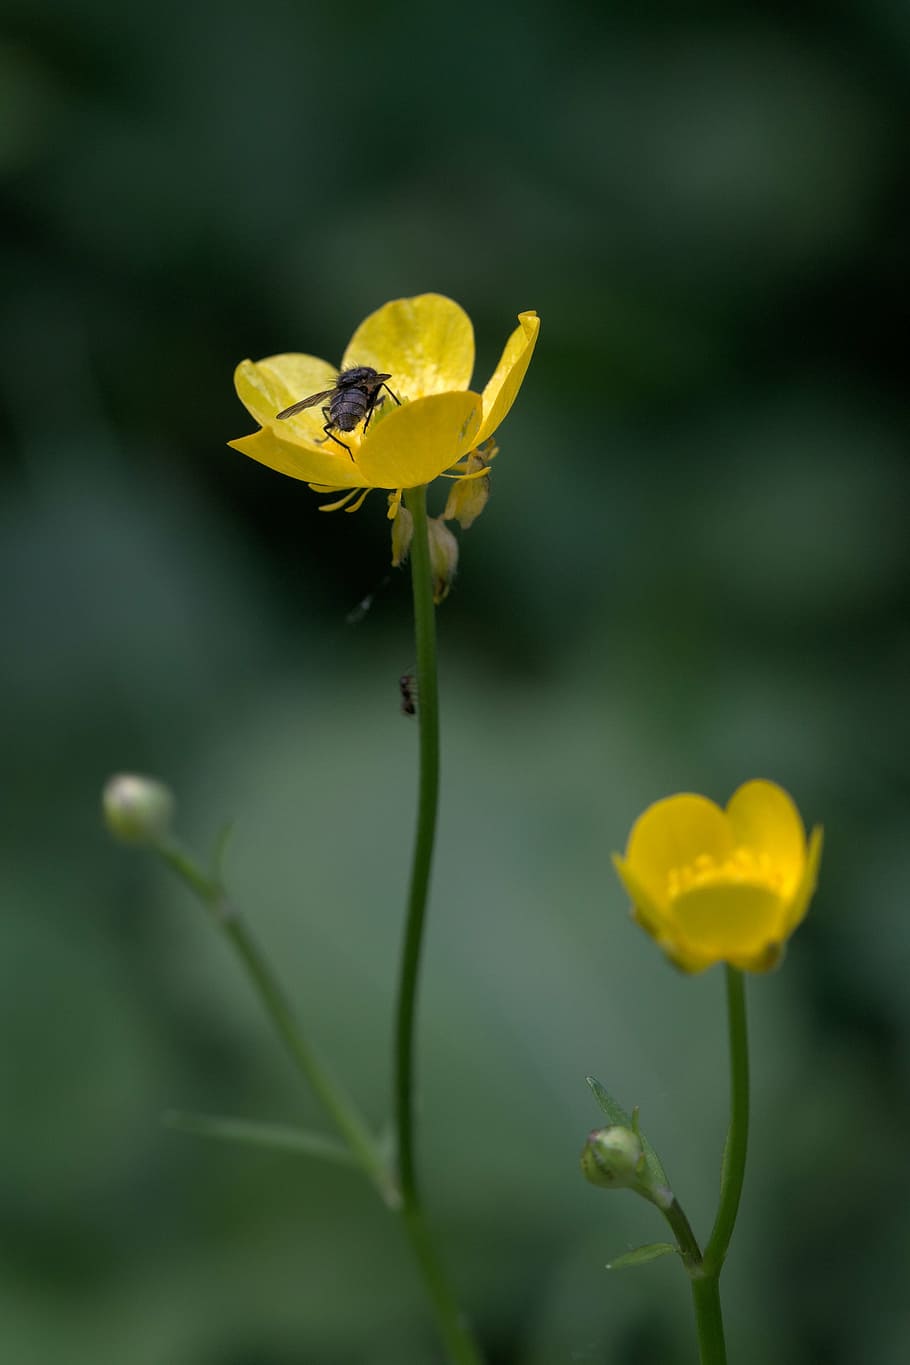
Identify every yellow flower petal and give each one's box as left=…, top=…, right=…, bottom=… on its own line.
left=472, top=310, right=540, bottom=447
left=670, top=882, right=786, bottom=964
left=342, top=294, right=475, bottom=398
left=611, top=855, right=667, bottom=937
left=780, top=825, right=823, bottom=937
left=355, top=391, right=481, bottom=488
left=235, top=355, right=338, bottom=449
left=726, top=780, right=807, bottom=896
left=228, top=428, right=365, bottom=487
left=624, top=794, right=734, bottom=914
left=612, top=856, right=716, bottom=973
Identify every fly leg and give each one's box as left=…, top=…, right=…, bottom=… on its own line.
left=314, top=405, right=353, bottom=457
left=361, top=384, right=401, bottom=437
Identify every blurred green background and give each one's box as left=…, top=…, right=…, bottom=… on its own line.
left=2, top=0, right=909, bottom=1361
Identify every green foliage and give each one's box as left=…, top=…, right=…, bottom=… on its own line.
left=162, top=1111, right=357, bottom=1165
left=607, top=1243, right=678, bottom=1271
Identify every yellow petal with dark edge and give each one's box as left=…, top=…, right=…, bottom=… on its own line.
left=341, top=294, right=475, bottom=398
left=354, top=392, right=482, bottom=488
left=472, top=311, right=540, bottom=446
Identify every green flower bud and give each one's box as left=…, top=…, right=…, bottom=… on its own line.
left=390, top=500, right=413, bottom=567
left=443, top=449, right=493, bottom=529
left=103, top=773, right=174, bottom=846
left=580, top=1125, right=674, bottom=1210
left=580, top=1126, right=646, bottom=1190
left=427, top=516, right=459, bottom=603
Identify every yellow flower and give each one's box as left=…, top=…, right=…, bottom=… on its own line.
left=229, top=295, right=539, bottom=506
left=612, top=780, right=822, bottom=973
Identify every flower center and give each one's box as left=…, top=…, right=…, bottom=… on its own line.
left=666, top=848, right=784, bottom=903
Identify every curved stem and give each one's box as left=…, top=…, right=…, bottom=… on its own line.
left=395, top=483, right=441, bottom=1207
left=394, top=484, right=484, bottom=1365
left=704, top=967, right=750, bottom=1272
left=682, top=967, right=750, bottom=1364
left=157, top=840, right=396, bottom=1206
left=661, top=1197, right=703, bottom=1273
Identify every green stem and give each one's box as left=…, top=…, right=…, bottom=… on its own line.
left=661, top=1197, right=703, bottom=1273
left=684, top=967, right=750, bottom=1364
left=690, top=1274, right=727, bottom=1364
left=394, top=484, right=484, bottom=1365
left=403, top=1204, right=483, bottom=1365
left=705, top=967, right=750, bottom=1272
left=396, top=483, right=441, bottom=1208
left=157, top=841, right=396, bottom=1207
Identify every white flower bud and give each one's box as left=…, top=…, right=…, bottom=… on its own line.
left=102, top=773, right=174, bottom=846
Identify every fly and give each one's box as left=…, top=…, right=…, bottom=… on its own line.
left=276, top=366, right=400, bottom=456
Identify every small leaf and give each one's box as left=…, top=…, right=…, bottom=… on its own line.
left=607, top=1242, right=677, bottom=1271
left=163, top=1110, right=356, bottom=1165
left=587, top=1075, right=635, bottom=1128
left=586, top=1076, right=672, bottom=1191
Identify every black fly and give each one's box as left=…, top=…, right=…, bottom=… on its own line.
left=276, top=366, right=400, bottom=456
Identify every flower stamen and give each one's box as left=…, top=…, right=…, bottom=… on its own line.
left=344, top=487, right=371, bottom=514
left=317, top=488, right=363, bottom=513
left=666, top=848, right=785, bottom=903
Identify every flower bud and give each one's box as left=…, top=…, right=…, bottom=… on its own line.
left=102, top=773, right=174, bottom=846
left=580, top=1126, right=645, bottom=1190
left=580, top=1125, right=674, bottom=1209
left=390, top=499, right=413, bottom=567
left=427, top=516, right=459, bottom=603
left=443, top=449, right=493, bottom=529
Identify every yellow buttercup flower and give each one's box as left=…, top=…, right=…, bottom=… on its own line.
left=229, top=294, right=539, bottom=507
left=612, top=780, right=822, bottom=973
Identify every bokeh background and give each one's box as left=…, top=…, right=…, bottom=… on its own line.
left=2, top=0, right=909, bottom=1361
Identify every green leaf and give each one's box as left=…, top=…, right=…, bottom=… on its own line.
left=587, top=1075, right=635, bottom=1128
left=586, top=1075, right=672, bottom=1191
left=162, top=1110, right=356, bottom=1165
left=607, top=1242, right=677, bottom=1271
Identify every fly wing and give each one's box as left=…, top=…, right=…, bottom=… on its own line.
left=276, top=389, right=335, bottom=420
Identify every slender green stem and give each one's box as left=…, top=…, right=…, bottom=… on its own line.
left=157, top=840, right=396, bottom=1206
left=395, top=484, right=441, bottom=1205
left=661, top=1199, right=728, bottom=1361
left=690, top=1274, right=727, bottom=1364
left=682, top=967, right=750, bottom=1364
left=403, top=1204, right=484, bottom=1365
left=394, top=484, right=484, bottom=1365
left=705, top=967, right=750, bottom=1272
left=162, top=1111, right=356, bottom=1164
left=661, top=1197, right=703, bottom=1273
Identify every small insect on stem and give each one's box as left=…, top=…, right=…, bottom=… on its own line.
left=276, top=366, right=401, bottom=458
left=399, top=673, right=417, bottom=717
